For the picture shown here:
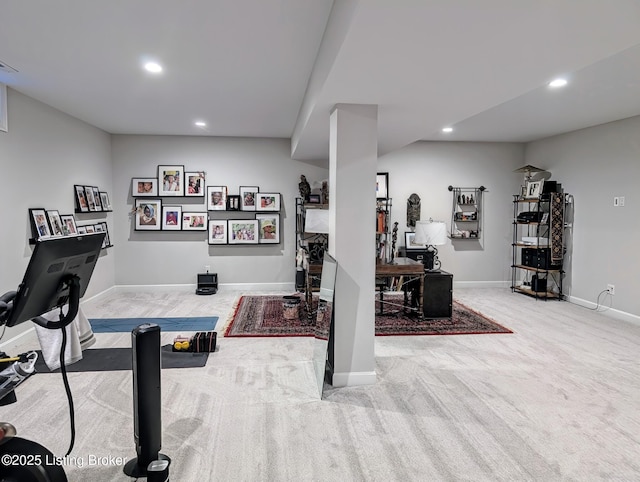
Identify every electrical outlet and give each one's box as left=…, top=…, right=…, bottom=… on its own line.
left=205, top=265, right=210, bottom=273
left=607, top=284, right=615, bottom=295
left=619, top=196, right=625, bottom=207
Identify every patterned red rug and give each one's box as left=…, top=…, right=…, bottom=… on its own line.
left=224, top=294, right=512, bottom=337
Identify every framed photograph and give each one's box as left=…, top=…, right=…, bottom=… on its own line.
left=208, top=220, right=228, bottom=244
left=228, top=220, right=259, bottom=244
left=226, top=195, right=240, bottom=211
left=239, top=186, right=259, bottom=211
left=207, top=186, right=228, bottom=210
left=185, top=171, right=206, bottom=197
left=46, top=210, right=64, bottom=237
left=158, top=165, right=185, bottom=196
left=256, top=193, right=280, bottom=211
left=76, top=226, right=87, bottom=235
left=29, top=208, right=51, bottom=239
left=132, top=178, right=158, bottom=196
left=99, top=192, right=112, bottom=211
left=525, top=179, right=544, bottom=199
left=92, top=186, right=103, bottom=211
left=84, top=224, right=96, bottom=234
left=60, top=214, right=78, bottom=236
left=182, top=212, right=207, bottom=231
left=307, top=194, right=321, bottom=204
left=84, top=185, right=97, bottom=211
left=100, top=222, right=111, bottom=247
left=256, top=214, right=280, bottom=244
left=405, top=231, right=426, bottom=250
left=135, top=199, right=162, bottom=230
left=93, top=223, right=106, bottom=248
left=162, top=205, right=182, bottom=230
left=541, top=212, right=549, bottom=224
left=376, top=172, right=389, bottom=199
left=74, top=185, right=89, bottom=212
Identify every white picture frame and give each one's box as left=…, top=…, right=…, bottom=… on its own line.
left=135, top=199, right=162, bottom=231
left=207, top=186, right=227, bottom=211
left=256, top=193, right=280, bottom=212
left=256, top=214, right=280, bottom=244
left=239, top=186, right=259, bottom=211
left=182, top=212, right=207, bottom=231
left=208, top=220, right=228, bottom=244
left=228, top=220, right=258, bottom=244
left=162, top=206, right=182, bottom=230
left=525, top=180, right=544, bottom=199
left=158, top=165, right=185, bottom=196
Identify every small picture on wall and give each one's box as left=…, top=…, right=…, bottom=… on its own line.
left=376, top=172, right=389, bottom=199
left=74, top=185, right=89, bottom=212
left=239, top=186, right=259, bottom=211
left=132, top=178, right=158, bottom=196
left=226, top=195, right=240, bottom=211
left=228, top=220, right=258, bottom=244
left=182, top=212, right=207, bottom=231
left=162, top=206, right=182, bottom=230
left=46, top=210, right=64, bottom=237
left=99, top=192, right=112, bottom=211
left=186, top=171, right=206, bottom=197
left=256, top=214, right=280, bottom=244
left=60, top=214, right=78, bottom=235
left=256, top=193, right=280, bottom=211
left=208, top=220, right=228, bottom=244
left=135, top=199, right=162, bottom=230
left=92, top=187, right=103, bottom=211
left=84, top=185, right=97, bottom=211
left=158, top=165, right=185, bottom=196
left=29, top=208, right=51, bottom=239
left=207, top=186, right=227, bottom=210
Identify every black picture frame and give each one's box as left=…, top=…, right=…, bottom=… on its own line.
left=376, top=172, right=389, bottom=199
left=74, top=185, right=89, bottom=213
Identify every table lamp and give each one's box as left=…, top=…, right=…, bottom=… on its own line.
left=413, top=219, right=446, bottom=270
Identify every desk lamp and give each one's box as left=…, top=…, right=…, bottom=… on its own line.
left=413, top=219, right=446, bottom=271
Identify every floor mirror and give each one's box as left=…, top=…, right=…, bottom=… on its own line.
left=312, top=252, right=337, bottom=398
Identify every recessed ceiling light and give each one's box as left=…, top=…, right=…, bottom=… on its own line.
left=144, top=62, right=163, bottom=74
left=548, top=78, right=567, bottom=88
left=194, top=121, right=207, bottom=127
left=442, top=127, right=453, bottom=133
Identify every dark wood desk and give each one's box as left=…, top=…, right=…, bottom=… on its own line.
left=376, top=257, right=424, bottom=316
left=303, top=257, right=424, bottom=318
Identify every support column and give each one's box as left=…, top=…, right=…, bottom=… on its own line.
left=327, top=103, right=377, bottom=387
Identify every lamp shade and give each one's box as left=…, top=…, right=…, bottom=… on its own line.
left=414, top=220, right=446, bottom=246
left=305, top=208, right=329, bottom=234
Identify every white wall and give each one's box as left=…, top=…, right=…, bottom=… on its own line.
left=111, top=135, right=328, bottom=287
left=378, top=141, right=525, bottom=285
left=525, top=116, right=640, bottom=316
left=0, top=88, right=115, bottom=340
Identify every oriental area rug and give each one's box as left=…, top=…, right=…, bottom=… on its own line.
left=225, top=294, right=512, bottom=337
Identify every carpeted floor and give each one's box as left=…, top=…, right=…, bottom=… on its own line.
left=225, top=294, right=512, bottom=337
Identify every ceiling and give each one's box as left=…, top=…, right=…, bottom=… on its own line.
left=2, top=1, right=640, bottom=161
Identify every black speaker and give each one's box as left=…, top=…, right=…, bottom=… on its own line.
left=124, top=324, right=170, bottom=478
left=531, top=275, right=547, bottom=292
left=423, top=271, right=453, bottom=318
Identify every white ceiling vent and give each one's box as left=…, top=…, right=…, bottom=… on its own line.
left=0, top=59, right=18, bottom=74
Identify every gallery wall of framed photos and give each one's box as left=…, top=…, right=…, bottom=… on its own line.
left=28, top=207, right=113, bottom=250
left=131, top=165, right=282, bottom=246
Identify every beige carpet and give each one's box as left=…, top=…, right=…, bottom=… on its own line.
left=2, top=288, right=639, bottom=481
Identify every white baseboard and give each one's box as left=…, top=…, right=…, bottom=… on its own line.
left=453, top=280, right=511, bottom=289
left=331, top=370, right=377, bottom=387
left=114, top=282, right=296, bottom=293
left=567, top=295, right=640, bottom=326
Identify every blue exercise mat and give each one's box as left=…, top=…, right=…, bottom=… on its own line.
left=89, top=316, right=218, bottom=333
